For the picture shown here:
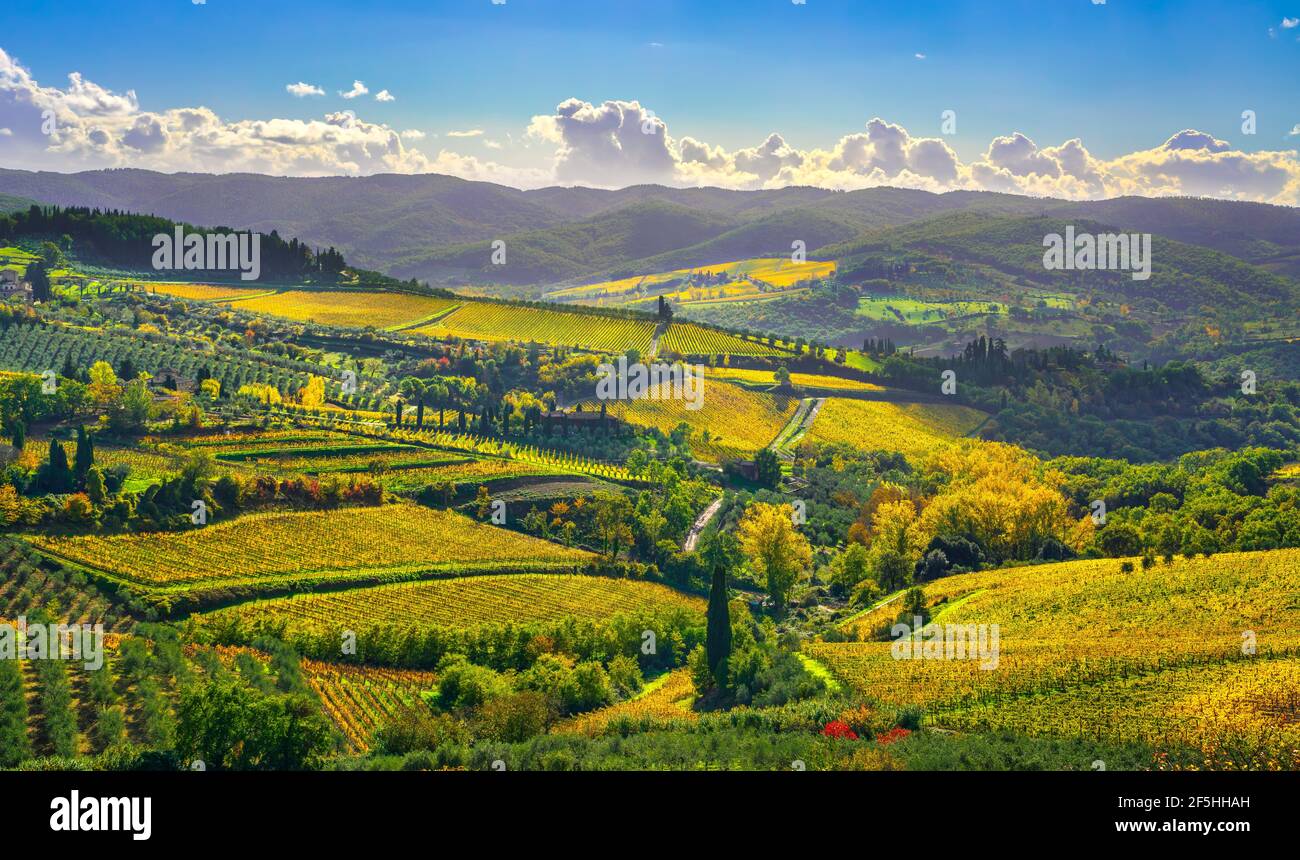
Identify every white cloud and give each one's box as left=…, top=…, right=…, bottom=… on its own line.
left=425, top=149, right=550, bottom=188
left=525, top=114, right=561, bottom=144
left=1288, top=124, right=1300, bottom=137
left=1161, top=129, right=1231, bottom=152
left=285, top=82, right=324, bottom=98
left=339, top=80, right=368, bottom=99
left=544, top=98, right=677, bottom=187
left=374, top=89, right=395, bottom=102
left=1283, top=16, right=1299, bottom=27
left=0, top=48, right=429, bottom=176
left=914, top=53, right=926, bottom=59
left=2, top=50, right=1297, bottom=204
left=514, top=98, right=1300, bottom=202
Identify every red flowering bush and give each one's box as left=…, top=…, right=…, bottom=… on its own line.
left=821, top=720, right=859, bottom=740
left=875, top=727, right=912, bottom=745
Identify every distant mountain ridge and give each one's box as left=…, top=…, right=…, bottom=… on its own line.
left=0, top=167, right=1297, bottom=287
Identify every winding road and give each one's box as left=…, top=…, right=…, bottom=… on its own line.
left=683, top=496, right=724, bottom=552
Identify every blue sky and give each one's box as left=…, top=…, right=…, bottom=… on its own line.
left=2, top=1, right=1298, bottom=199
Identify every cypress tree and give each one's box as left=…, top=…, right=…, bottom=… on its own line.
left=46, top=438, right=72, bottom=493
left=73, top=425, right=94, bottom=480
left=705, top=564, right=732, bottom=685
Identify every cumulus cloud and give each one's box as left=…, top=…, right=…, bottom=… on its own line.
left=374, top=89, right=395, bottom=102
left=425, top=148, right=550, bottom=188
left=285, top=82, right=324, bottom=97
left=338, top=80, right=368, bottom=99
left=1161, top=129, right=1231, bottom=152
left=511, top=99, right=1300, bottom=202
left=2, top=50, right=1298, bottom=203
left=0, top=48, right=431, bottom=176
left=544, top=98, right=677, bottom=186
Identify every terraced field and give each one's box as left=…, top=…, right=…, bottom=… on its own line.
left=597, top=378, right=798, bottom=462
left=203, top=574, right=705, bottom=631
left=27, top=505, right=592, bottom=593
left=804, top=398, right=986, bottom=457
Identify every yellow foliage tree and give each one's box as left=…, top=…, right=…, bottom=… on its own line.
left=238, top=383, right=282, bottom=406
left=297, top=376, right=326, bottom=408
left=918, top=440, right=1094, bottom=561
left=737, top=502, right=812, bottom=609
left=87, top=360, right=121, bottom=407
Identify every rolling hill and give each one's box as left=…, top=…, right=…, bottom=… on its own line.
left=5, top=168, right=1296, bottom=292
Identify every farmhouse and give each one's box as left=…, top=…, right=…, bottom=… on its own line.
left=542, top=403, right=623, bottom=434
left=150, top=367, right=196, bottom=394
left=0, top=269, right=32, bottom=300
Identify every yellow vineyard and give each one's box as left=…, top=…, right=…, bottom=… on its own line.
left=558, top=668, right=698, bottom=736
left=809, top=550, right=1300, bottom=768
left=224, top=290, right=459, bottom=329
left=598, top=378, right=798, bottom=462
left=550, top=257, right=835, bottom=306
left=804, top=398, right=986, bottom=457
left=204, top=573, right=706, bottom=631
left=659, top=323, right=787, bottom=357
left=705, top=367, right=884, bottom=392
left=28, top=505, right=591, bottom=590
left=147, top=282, right=272, bottom=301
left=303, top=660, right=440, bottom=753
left=414, top=303, right=657, bottom=353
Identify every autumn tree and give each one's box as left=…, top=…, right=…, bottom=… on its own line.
left=737, top=502, right=812, bottom=610
left=297, top=376, right=326, bottom=409
left=592, top=492, right=634, bottom=558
